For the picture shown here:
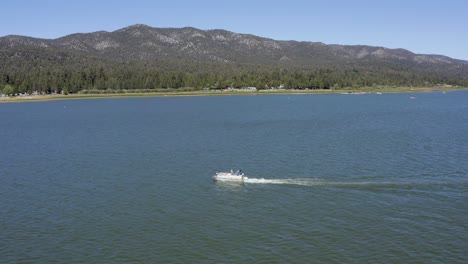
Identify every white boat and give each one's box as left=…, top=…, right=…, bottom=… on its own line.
left=213, top=170, right=247, bottom=183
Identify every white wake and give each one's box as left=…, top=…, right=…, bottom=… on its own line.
left=243, top=177, right=406, bottom=187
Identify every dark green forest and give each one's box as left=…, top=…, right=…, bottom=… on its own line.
left=2, top=25, right=468, bottom=95
left=2, top=60, right=466, bottom=95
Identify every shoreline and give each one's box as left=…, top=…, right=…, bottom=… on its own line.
left=1, top=87, right=467, bottom=103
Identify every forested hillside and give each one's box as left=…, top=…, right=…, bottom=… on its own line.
left=1, top=24, right=467, bottom=94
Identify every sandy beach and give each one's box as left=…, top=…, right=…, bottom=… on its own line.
left=1, top=87, right=467, bottom=103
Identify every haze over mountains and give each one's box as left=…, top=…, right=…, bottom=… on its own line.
left=1, top=24, right=467, bottom=92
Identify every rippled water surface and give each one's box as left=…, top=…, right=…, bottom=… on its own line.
left=1, top=92, right=467, bottom=262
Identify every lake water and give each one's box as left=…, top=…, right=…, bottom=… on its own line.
left=1, top=92, right=467, bottom=263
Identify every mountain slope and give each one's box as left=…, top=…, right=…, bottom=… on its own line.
left=3, top=24, right=466, bottom=65
left=1, top=24, right=467, bottom=92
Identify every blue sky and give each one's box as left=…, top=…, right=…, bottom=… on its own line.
left=2, top=0, right=467, bottom=60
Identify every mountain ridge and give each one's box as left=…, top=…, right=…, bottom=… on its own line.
left=1, top=24, right=467, bottom=93
left=2, top=24, right=466, bottom=65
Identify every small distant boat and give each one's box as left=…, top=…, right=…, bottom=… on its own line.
left=213, top=170, right=247, bottom=183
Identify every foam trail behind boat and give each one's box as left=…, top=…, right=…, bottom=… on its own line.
left=244, top=178, right=338, bottom=186
left=243, top=177, right=411, bottom=188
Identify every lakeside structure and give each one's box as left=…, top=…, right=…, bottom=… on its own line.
left=1, top=86, right=466, bottom=104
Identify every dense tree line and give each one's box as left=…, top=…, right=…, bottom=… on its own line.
left=2, top=26, right=468, bottom=95
left=1, top=60, right=466, bottom=95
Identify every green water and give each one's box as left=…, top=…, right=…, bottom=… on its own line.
left=1, top=92, right=467, bottom=263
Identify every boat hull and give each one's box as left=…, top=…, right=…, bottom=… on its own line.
left=213, top=172, right=247, bottom=183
